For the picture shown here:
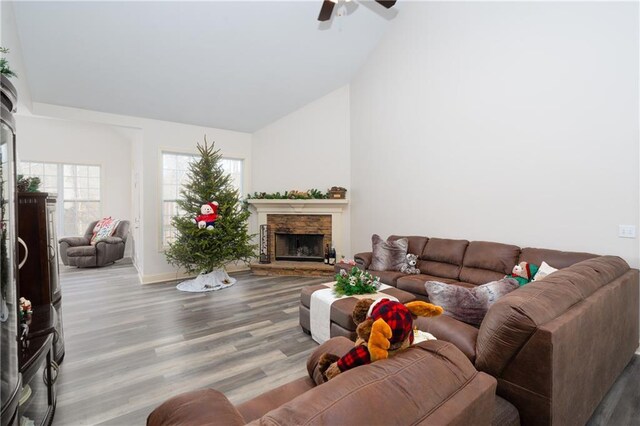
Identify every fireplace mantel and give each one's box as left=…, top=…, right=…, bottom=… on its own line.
left=247, top=198, right=349, bottom=214
left=247, top=198, right=349, bottom=260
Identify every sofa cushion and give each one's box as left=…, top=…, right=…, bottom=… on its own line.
left=459, top=241, right=520, bottom=285
left=418, top=238, right=469, bottom=280
left=396, top=274, right=458, bottom=297
left=519, top=247, right=597, bottom=269
left=367, top=270, right=406, bottom=286
left=425, top=278, right=519, bottom=325
left=66, top=245, right=96, bottom=257
left=388, top=235, right=428, bottom=256
left=259, top=340, right=496, bottom=426
left=369, top=234, right=408, bottom=271
left=415, top=315, right=479, bottom=363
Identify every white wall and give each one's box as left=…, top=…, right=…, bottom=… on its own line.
left=1, top=0, right=32, bottom=111
left=16, top=115, right=134, bottom=255
left=252, top=85, right=351, bottom=257
left=31, top=103, right=253, bottom=282
left=350, top=2, right=639, bottom=267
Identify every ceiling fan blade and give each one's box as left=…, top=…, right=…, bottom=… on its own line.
left=375, top=0, right=397, bottom=9
left=318, top=0, right=336, bottom=22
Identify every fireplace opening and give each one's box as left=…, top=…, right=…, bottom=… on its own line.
left=275, top=233, right=324, bottom=262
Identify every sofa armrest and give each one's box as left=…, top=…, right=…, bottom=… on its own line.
left=59, top=236, right=90, bottom=247
left=95, top=236, right=124, bottom=245
left=147, top=388, right=245, bottom=426
left=354, top=252, right=372, bottom=269
left=415, top=315, right=478, bottom=363
left=306, top=336, right=355, bottom=385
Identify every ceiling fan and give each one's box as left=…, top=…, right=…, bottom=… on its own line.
left=318, top=0, right=397, bottom=22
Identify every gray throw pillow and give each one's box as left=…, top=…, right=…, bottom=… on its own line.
left=424, top=278, right=519, bottom=326
left=369, top=234, right=409, bottom=272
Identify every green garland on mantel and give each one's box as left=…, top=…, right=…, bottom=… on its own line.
left=246, top=189, right=329, bottom=200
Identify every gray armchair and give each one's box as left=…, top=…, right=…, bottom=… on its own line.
left=59, top=220, right=130, bottom=267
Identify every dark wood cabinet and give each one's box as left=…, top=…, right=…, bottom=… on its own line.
left=17, top=193, right=65, bottom=364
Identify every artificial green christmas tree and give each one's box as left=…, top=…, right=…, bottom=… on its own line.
left=165, top=138, right=256, bottom=291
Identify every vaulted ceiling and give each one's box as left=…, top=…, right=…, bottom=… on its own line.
left=13, top=1, right=397, bottom=132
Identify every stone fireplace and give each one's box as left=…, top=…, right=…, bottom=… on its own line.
left=268, top=214, right=332, bottom=263
left=247, top=199, right=348, bottom=275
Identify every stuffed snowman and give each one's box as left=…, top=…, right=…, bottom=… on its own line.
left=192, top=201, right=219, bottom=230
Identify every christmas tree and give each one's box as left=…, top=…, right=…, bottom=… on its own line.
left=165, top=138, right=256, bottom=291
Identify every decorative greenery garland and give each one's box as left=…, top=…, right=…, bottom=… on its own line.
left=246, top=189, right=328, bottom=200
left=333, top=267, right=381, bottom=296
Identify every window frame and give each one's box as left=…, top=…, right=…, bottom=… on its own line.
left=18, top=160, right=103, bottom=238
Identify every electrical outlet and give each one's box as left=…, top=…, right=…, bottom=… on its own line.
left=618, top=225, right=636, bottom=239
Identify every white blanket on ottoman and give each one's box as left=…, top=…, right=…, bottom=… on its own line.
left=309, top=282, right=398, bottom=344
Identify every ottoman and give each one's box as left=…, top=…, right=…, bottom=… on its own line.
left=299, top=283, right=416, bottom=341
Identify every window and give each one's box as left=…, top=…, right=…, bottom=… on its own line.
left=18, top=161, right=101, bottom=237
left=19, top=161, right=58, bottom=194
left=63, top=164, right=101, bottom=236
left=161, top=152, right=243, bottom=247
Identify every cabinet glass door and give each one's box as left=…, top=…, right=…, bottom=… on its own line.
left=0, top=117, right=20, bottom=423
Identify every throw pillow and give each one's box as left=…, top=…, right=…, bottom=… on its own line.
left=424, top=278, right=519, bottom=326
left=369, top=234, right=409, bottom=271
left=533, top=261, right=559, bottom=281
left=91, top=217, right=120, bottom=244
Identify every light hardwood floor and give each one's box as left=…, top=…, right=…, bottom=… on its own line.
left=53, top=261, right=639, bottom=425
left=53, top=261, right=326, bottom=425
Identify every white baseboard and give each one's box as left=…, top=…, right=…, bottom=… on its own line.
left=139, top=264, right=251, bottom=285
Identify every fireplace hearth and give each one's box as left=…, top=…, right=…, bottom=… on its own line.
left=275, top=233, right=324, bottom=262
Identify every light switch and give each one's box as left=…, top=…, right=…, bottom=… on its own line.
left=618, top=225, right=636, bottom=238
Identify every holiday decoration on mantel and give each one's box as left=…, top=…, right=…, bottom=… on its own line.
left=246, top=186, right=347, bottom=200
left=165, top=137, right=256, bottom=292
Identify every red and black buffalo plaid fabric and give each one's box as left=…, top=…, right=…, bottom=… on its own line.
left=336, top=299, right=414, bottom=372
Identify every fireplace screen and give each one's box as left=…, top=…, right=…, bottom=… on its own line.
left=275, top=233, right=324, bottom=262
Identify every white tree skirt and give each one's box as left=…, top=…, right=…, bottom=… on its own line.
left=176, top=269, right=237, bottom=292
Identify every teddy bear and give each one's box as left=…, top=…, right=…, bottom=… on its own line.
left=192, top=201, right=219, bottom=230
left=318, top=298, right=443, bottom=381
left=508, top=261, right=539, bottom=286
left=400, top=253, right=420, bottom=275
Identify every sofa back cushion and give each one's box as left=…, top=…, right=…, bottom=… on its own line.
left=519, top=247, right=597, bottom=270
left=459, top=241, right=520, bottom=285
left=388, top=235, right=428, bottom=256
left=262, top=340, right=493, bottom=426
left=418, top=238, right=469, bottom=280
left=475, top=256, right=630, bottom=377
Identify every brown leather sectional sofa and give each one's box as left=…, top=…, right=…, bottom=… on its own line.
left=147, top=235, right=639, bottom=426
left=348, top=235, right=640, bottom=425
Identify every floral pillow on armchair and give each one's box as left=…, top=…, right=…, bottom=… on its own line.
left=91, top=217, right=121, bottom=244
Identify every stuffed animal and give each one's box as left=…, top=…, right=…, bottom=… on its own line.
left=19, top=297, right=32, bottom=315
left=192, top=201, right=219, bottom=230
left=318, top=298, right=443, bottom=381
left=400, top=253, right=420, bottom=275
left=508, top=261, right=539, bottom=286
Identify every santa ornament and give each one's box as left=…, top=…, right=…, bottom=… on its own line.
left=193, top=201, right=219, bottom=230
